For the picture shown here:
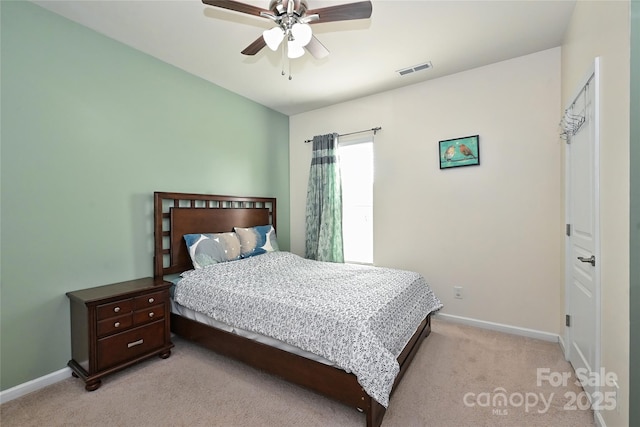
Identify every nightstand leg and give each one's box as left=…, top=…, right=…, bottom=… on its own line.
left=85, top=379, right=101, bottom=391
left=159, top=349, right=172, bottom=359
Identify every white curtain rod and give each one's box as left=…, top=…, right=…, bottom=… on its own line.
left=304, top=127, right=381, bottom=143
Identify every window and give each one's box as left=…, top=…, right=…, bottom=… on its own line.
left=339, top=139, right=373, bottom=264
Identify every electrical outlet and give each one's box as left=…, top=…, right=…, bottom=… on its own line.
left=454, top=286, right=463, bottom=299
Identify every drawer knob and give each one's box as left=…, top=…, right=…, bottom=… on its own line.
left=148, top=297, right=155, bottom=303
left=114, top=322, right=120, bottom=328
left=114, top=307, right=120, bottom=313
left=149, top=312, right=154, bottom=318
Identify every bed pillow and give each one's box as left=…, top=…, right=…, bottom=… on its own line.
left=234, top=225, right=279, bottom=258
left=183, top=232, right=241, bottom=269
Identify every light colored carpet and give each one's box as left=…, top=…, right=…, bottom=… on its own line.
left=1, top=318, right=595, bottom=427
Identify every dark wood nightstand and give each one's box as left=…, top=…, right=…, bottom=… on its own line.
left=66, top=277, right=174, bottom=391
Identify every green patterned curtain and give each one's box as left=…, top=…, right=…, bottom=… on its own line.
left=305, top=133, right=344, bottom=262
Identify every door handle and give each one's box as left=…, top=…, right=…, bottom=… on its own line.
left=577, top=255, right=596, bottom=266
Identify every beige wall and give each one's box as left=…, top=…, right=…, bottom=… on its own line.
left=290, top=48, right=563, bottom=334
left=561, top=1, right=631, bottom=426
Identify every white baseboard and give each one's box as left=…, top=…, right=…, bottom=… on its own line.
left=0, top=367, right=71, bottom=404
left=434, top=312, right=560, bottom=342
left=558, top=333, right=567, bottom=356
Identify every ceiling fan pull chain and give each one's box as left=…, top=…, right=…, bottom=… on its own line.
left=289, top=56, right=293, bottom=80
left=281, top=42, right=286, bottom=76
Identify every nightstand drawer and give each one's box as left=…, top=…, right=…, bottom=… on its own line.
left=97, top=312, right=133, bottom=337
left=97, top=299, right=133, bottom=320
left=133, top=304, right=165, bottom=326
left=97, top=320, right=165, bottom=371
left=134, top=291, right=166, bottom=309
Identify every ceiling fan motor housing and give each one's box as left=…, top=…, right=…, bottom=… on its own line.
left=269, top=0, right=308, bottom=17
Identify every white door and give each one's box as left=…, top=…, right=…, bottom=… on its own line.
left=565, top=59, right=600, bottom=399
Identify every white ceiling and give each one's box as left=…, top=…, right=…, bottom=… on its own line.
left=32, top=0, right=576, bottom=116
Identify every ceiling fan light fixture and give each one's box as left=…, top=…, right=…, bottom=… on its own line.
left=263, top=27, right=285, bottom=51
left=290, top=23, right=312, bottom=47
left=287, top=41, right=305, bottom=59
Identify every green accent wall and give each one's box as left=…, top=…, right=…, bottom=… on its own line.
left=0, top=1, right=289, bottom=390
left=630, top=1, right=639, bottom=425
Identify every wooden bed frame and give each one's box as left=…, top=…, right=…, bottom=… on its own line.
left=153, top=191, right=432, bottom=427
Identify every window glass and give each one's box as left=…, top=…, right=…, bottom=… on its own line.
left=339, top=140, right=373, bottom=264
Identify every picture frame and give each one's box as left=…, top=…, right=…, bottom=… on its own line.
left=439, top=135, right=480, bottom=169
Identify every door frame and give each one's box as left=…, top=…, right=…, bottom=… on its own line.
left=563, top=57, right=601, bottom=389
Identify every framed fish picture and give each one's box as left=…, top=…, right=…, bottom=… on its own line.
left=439, top=135, right=480, bottom=169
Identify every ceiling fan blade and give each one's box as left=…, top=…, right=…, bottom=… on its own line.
left=306, top=1, right=372, bottom=23
left=241, top=36, right=267, bottom=55
left=201, top=0, right=270, bottom=17
left=305, top=36, right=330, bottom=59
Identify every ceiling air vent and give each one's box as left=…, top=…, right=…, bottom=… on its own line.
left=396, top=61, right=433, bottom=77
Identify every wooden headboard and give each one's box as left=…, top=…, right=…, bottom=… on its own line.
left=153, top=192, right=276, bottom=279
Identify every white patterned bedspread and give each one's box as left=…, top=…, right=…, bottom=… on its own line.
left=174, top=251, right=442, bottom=407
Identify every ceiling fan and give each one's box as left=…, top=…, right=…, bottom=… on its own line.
left=202, top=0, right=373, bottom=60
